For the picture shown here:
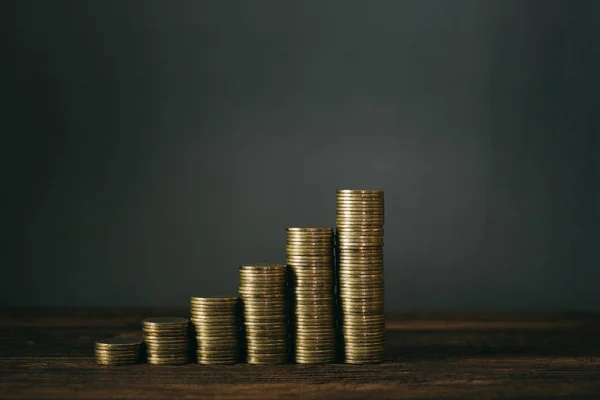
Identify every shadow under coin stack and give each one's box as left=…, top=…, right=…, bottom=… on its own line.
left=95, top=337, right=142, bottom=365
left=286, top=227, right=336, bottom=364
left=143, top=317, right=190, bottom=365
left=190, top=297, right=240, bottom=364
left=336, top=189, right=385, bottom=363
left=239, top=265, right=288, bottom=364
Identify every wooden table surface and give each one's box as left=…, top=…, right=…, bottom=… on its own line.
left=1, top=308, right=600, bottom=399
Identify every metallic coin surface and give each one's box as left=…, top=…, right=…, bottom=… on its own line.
left=336, top=189, right=386, bottom=364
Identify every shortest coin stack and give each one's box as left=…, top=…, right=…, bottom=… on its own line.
left=190, top=297, right=240, bottom=364
left=143, top=317, right=190, bottom=365
left=95, top=337, right=142, bottom=365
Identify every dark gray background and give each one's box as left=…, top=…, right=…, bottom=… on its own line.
left=7, top=0, right=599, bottom=310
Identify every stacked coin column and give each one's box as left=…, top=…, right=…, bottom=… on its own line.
left=336, top=189, right=385, bottom=364
left=238, top=265, right=288, bottom=364
left=143, top=317, right=190, bottom=365
left=190, top=297, right=240, bottom=364
left=95, top=337, right=142, bottom=366
left=286, top=227, right=336, bottom=364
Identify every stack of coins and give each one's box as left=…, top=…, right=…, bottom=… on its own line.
left=143, top=317, right=190, bottom=365
left=286, top=227, right=336, bottom=364
left=336, top=189, right=385, bottom=364
left=95, top=337, right=142, bottom=365
left=239, top=264, right=288, bottom=365
left=190, top=297, right=240, bottom=364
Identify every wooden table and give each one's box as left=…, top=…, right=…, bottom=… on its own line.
left=1, top=309, right=599, bottom=399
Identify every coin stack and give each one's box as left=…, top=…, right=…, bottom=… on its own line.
left=190, top=297, right=240, bottom=364
left=95, top=337, right=142, bottom=365
left=238, top=264, right=288, bottom=365
left=286, top=227, right=336, bottom=364
left=143, top=317, right=190, bottom=365
left=336, top=189, right=385, bottom=364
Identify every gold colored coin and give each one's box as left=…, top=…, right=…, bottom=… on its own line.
left=286, top=227, right=333, bottom=233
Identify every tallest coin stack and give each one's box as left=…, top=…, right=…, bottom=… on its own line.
left=336, top=189, right=385, bottom=363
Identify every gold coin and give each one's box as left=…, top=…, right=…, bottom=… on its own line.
left=143, top=317, right=189, bottom=326
left=241, top=304, right=286, bottom=311
left=241, top=299, right=287, bottom=306
left=194, top=329, right=238, bottom=337
left=336, top=233, right=384, bottom=239
left=95, top=337, right=142, bottom=347
left=295, top=334, right=335, bottom=341
left=196, top=340, right=239, bottom=347
left=196, top=355, right=238, bottom=360
left=95, top=355, right=140, bottom=363
left=243, top=319, right=287, bottom=325
left=287, top=262, right=333, bottom=268
left=192, top=325, right=237, bottom=332
left=286, top=241, right=333, bottom=248
left=142, top=327, right=189, bottom=334
left=190, top=318, right=239, bottom=325
left=337, top=229, right=384, bottom=235
left=336, top=206, right=384, bottom=211
left=286, top=236, right=333, bottom=241
left=286, top=234, right=333, bottom=241
left=290, top=269, right=334, bottom=276
left=294, top=296, right=334, bottom=306
left=336, top=222, right=385, bottom=227
left=143, top=336, right=189, bottom=344
left=243, top=321, right=287, bottom=327
left=286, top=249, right=333, bottom=256
left=336, top=208, right=385, bottom=214
left=94, top=348, right=140, bottom=355
left=145, top=345, right=189, bottom=352
left=240, top=264, right=286, bottom=271
left=336, top=189, right=383, bottom=195
left=246, top=348, right=288, bottom=354
left=238, top=276, right=287, bottom=283
left=338, top=253, right=383, bottom=259
left=336, top=205, right=384, bottom=212
left=337, top=231, right=384, bottom=237
left=337, top=209, right=384, bottom=215
left=286, top=227, right=333, bottom=233
left=239, top=270, right=287, bottom=277
left=190, top=296, right=238, bottom=303
left=238, top=288, right=286, bottom=295
left=336, top=215, right=385, bottom=221
left=286, top=254, right=333, bottom=260
left=286, top=231, right=333, bottom=237
left=190, top=311, right=238, bottom=318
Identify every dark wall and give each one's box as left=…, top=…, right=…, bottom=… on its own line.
left=7, top=0, right=599, bottom=309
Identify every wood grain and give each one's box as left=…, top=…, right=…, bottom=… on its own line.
left=1, top=308, right=599, bottom=399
